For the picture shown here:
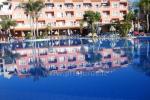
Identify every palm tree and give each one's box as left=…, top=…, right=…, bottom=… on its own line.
left=79, top=20, right=84, bottom=35
left=20, top=0, right=44, bottom=39
left=139, top=0, right=150, bottom=32
left=34, top=0, right=45, bottom=37
left=0, top=16, right=17, bottom=41
left=83, top=10, right=101, bottom=37
left=46, top=24, right=51, bottom=36
left=133, top=9, right=140, bottom=31
left=115, top=12, right=135, bottom=37
left=117, top=21, right=132, bottom=37
left=124, top=11, right=135, bottom=22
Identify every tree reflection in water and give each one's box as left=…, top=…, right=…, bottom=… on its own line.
left=133, top=55, right=150, bottom=77
left=29, top=40, right=49, bottom=81
left=85, top=52, right=102, bottom=63
left=2, top=48, right=20, bottom=64
left=29, top=58, right=49, bottom=81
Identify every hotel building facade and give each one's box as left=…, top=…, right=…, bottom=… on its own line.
left=0, top=0, right=128, bottom=33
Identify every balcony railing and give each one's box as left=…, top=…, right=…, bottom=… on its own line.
left=49, top=67, right=58, bottom=71
left=121, top=60, right=128, bottom=65
left=120, top=54, right=126, bottom=57
left=21, top=54, right=27, bottom=57
left=40, top=53, right=47, bottom=56
left=67, top=65, right=77, bottom=69
left=28, top=61, right=35, bottom=65
left=104, top=55, right=111, bottom=59
left=58, top=51, right=67, bottom=54
left=15, top=22, right=81, bottom=28
left=48, top=59, right=57, bottom=63
left=68, top=57, right=76, bottom=62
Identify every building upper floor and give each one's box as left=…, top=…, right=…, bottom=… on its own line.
left=0, top=0, right=128, bottom=30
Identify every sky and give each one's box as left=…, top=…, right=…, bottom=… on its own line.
left=130, top=0, right=139, bottom=2
left=0, top=0, right=6, bottom=3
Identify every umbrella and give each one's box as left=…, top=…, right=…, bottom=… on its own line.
left=55, top=31, right=59, bottom=35
left=87, top=33, right=92, bottom=37
left=67, top=29, right=70, bottom=36
left=110, top=26, right=116, bottom=32
left=130, top=21, right=134, bottom=32
left=93, top=33, right=98, bottom=37
left=22, top=32, right=25, bottom=37
left=40, top=31, right=42, bottom=35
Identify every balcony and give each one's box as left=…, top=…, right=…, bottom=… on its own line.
left=102, top=11, right=110, bottom=18
left=67, top=65, right=77, bottom=69
left=64, top=3, right=74, bottom=9
left=14, top=22, right=80, bottom=29
left=0, top=10, right=12, bottom=15
left=120, top=6, right=128, bottom=10
left=68, top=57, right=76, bottom=62
left=85, top=63, right=94, bottom=67
left=83, top=3, right=92, bottom=9
left=121, top=60, right=128, bottom=65
left=65, top=11, right=74, bottom=18
left=0, top=59, right=3, bottom=63
left=58, top=51, right=67, bottom=54
left=28, top=61, right=35, bottom=65
left=45, top=3, right=54, bottom=9
left=21, top=54, right=27, bottom=57
left=104, top=54, right=111, bottom=59
left=46, top=12, right=55, bottom=18
left=65, top=15, right=74, bottom=18
left=40, top=52, right=47, bottom=56
left=48, top=59, right=57, bottom=63
left=49, top=66, right=58, bottom=71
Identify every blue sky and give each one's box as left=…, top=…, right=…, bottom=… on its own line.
left=130, top=0, right=139, bottom=2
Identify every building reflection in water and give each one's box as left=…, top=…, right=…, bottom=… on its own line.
left=1, top=38, right=148, bottom=79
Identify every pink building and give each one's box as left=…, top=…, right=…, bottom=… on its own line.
left=0, top=0, right=128, bottom=33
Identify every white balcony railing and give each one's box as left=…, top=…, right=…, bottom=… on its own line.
left=15, top=22, right=80, bottom=29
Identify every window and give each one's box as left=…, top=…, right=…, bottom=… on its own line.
left=40, top=58, right=45, bottom=63
left=112, top=2, right=119, bottom=8
left=19, top=60, right=26, bottom=65
left=114, top=60, right=120, bottom=64
left=57, top=12, right=63, bottom=17
left=57, top=4, right=62, bottom=9
left=103, top=20, right=110, bottom=23
left=76, top=4, right=81, bottom=9
left=95, top=4, right=99, bottom=8
left=59, top=56, right=65, bottom=62
left=112, top=11, right=119, bottom=16
left=78, top=55, right=84, bottom=60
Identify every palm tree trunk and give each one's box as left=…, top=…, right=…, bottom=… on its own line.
left=147, top=40, right=149, bottom=57
left=36, top=17, right=39, bottom=37
left=91, top=23, right=95, bottom=38
left=30, top=16, right=34, bottom=39
left=8, top=29, right=11, bottom=42
left=80, top=27, right=82, bottom=35
left=32, top=17, right=36, bottom=39
left=146, top=14, right=149, bottom=33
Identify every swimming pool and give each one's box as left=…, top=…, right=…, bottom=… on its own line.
left=0, top=37, right=150, bottom=100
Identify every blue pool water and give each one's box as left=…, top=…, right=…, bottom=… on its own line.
left=0, top=37, right=150, bottom=100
